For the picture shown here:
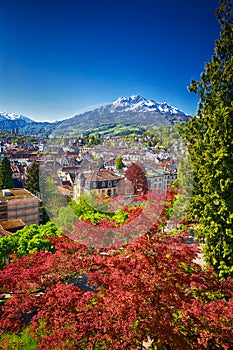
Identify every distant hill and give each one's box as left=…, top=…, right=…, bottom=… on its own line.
left=0, top=95, right=190, bottom=136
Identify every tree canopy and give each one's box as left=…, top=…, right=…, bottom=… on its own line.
left=0, top=232, right=232, bottom=349
left=24, top=160, right=40, bottom=195
left=115, top=155, right=123, bottom=170
left=0, top=221, right=61, bottom=269
left=0, top=181, right=233, bottom=349
left=182, top=0, right=233, bottom=278
left=0, top=157, right=13, bottom=190
left=125, top=163, right=148, bottom=195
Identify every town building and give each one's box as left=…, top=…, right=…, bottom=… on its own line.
left=0, top=188, right=42, bottom=232
left=6, top=148, right=40, bottom=163
left=73, top=168, right=122, bottom=200
left=147, top=169, right=177, bottom=191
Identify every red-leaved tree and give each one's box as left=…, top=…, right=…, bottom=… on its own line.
left=125, top=163, right=148, bottom=195
left=0, top=229, right=233, bottom=349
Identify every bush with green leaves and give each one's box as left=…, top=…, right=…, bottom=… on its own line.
left=0, top=221, right=61, bottom=269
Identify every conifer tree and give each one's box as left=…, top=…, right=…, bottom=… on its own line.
left=24, top=160, right=40, bottom=195
left=0, top=157, right=14, bottom=189
left=184, top=0, right=233, bottom=278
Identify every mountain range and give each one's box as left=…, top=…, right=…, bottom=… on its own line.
left=0, top=112, right=61, bottom=136
left=0, top=95, right=190, bottom=137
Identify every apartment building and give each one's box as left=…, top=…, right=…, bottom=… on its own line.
left=147, top=169, right=177, bottom=191
left=0, top=188, right=42, bottom=232
left=73, top=168, right=122, bottom=200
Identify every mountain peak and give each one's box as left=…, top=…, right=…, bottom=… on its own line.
left=0, top=95, right=190, bottom=136
left=113, top=94, right=146, bottom=105
left=111, top=95, right=186, bottom=116
left=0, top=111, right=32, bottom=122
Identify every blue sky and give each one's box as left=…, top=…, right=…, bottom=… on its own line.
left=0, top=0, right=220, bottom=121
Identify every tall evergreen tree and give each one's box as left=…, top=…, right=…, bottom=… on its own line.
left=0, top=157, right=14, bottom=190
left=24, top=160, right=40, bottom=195
left=183, top=0, right=233, bottom=278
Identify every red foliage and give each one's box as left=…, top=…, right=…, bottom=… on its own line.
left=125, top=162, right=148, bottom=195
left=0, top=230, right=233, bottom=349
left=1, top=186, right=232, bottom=349
left=64, top=188, right=173, bottom=248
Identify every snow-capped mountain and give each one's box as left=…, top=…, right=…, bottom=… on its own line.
left=0, top=111, right=60, bottom=136
left=0, top=111, right=34, bottom=132
left=0, top=111, right=33, bottom=123
left=55, top=94, right=190, bottom=136
left=111, top=95, right=187, bottom=115
left=0, top=95, right=190, bottom=136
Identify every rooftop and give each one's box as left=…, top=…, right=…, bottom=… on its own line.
left=81, top=169, right=122, bottom=182
left=0, top=188, right=41, bottom=203
left=0, top=219, right=25, bottom=230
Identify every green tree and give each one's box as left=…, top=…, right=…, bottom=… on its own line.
left=115, top=155, right=123, bottom=170
left=0, top=157, right=14, bottom=189
left=40, top=178, right=67, bottom=220
left=183, top=0, right=233, bottom=278
left=54, top=206, right=78, bottom=231
left=25, top=160, right=40, bottom=194
left=0, top=221, right=61, bottom=268
left=0, top=327, right=38, bottom=350
left=97, top=156, right=104, bottom=169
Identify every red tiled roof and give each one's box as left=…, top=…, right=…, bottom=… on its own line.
left=83, top=169, right=122, bottom=181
